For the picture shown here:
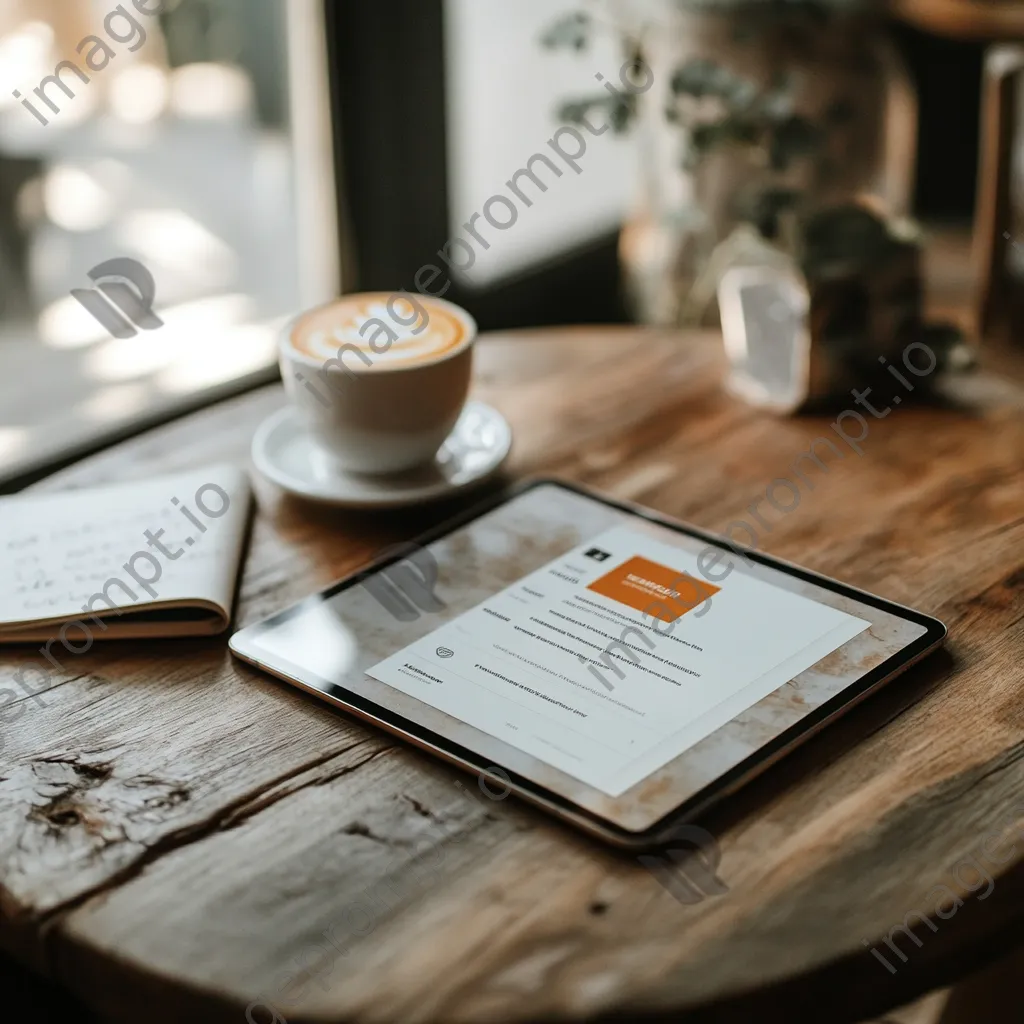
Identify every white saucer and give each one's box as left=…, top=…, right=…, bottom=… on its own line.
left=251, top=400, right=512, bottom=508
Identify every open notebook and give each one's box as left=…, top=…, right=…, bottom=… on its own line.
left=0, top=464, right=252, bottom=641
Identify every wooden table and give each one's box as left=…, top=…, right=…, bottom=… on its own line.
left=2, top=326, right=1023, bottom=1024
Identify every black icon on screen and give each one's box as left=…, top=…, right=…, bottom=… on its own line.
left=584, top=548, right=612, bottom=562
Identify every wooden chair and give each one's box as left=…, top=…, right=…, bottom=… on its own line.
left=975, top=43, right=1024, bottom=338
left=891, top=0, right=1024, bottom=340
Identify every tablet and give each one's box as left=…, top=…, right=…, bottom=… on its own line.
left=229, top=478, right=945, bottom=848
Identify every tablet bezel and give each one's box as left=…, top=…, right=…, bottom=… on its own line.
left=229, top=477, right=946, bottom=849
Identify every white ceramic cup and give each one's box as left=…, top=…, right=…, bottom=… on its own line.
left=280, top=292, right=476, bottom=475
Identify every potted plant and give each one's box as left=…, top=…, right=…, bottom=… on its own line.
left=543, top=0, right=918, bottom=325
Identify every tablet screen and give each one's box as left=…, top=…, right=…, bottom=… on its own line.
left=238, top=481, right=935, bottom=832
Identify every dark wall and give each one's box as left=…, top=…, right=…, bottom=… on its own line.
left=893, top=23, right=984, bottom=221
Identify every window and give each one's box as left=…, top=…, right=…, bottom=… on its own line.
left=443, top=0, right=637, bottom=285
left=0, top=0, right=338, bottom=488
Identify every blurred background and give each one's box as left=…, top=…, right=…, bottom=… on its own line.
left=0, top=0, right=336, bottom=487
left=0, top=0, right=1012, bottom=488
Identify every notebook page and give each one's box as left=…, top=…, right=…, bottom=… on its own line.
left=0, top=464, right=251, bottom=632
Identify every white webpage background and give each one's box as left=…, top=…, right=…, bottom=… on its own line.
left=368, top=525, right=869, bottom=796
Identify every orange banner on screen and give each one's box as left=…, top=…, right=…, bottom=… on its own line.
left=587, top=555, right=721, bottom=623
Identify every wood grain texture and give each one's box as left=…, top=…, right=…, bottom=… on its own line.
left=0, top=326, right=1022, bottom=1024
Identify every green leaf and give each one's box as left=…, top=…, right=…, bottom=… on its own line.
left=609, top=95, right=635, bottom=132
left=671, top=58, right=754, bottom=101
left=768, top=114, right=821, bottom=169
left=556, top=93, right=635, bottom=134
left=690, top=122, right=724, bottom=152
left=539, top=11, right=590, bottom=51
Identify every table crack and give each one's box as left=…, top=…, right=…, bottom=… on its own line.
left=32, top=741, right=393, bottom=943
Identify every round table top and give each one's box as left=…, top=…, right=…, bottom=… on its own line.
left=3, top=325, right=1024, bottom=1024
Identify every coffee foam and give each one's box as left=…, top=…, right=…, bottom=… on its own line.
left=290, top=293, right=470, bottom=368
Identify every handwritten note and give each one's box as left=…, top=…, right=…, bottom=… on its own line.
left=0, top=465, right=251, bottom=637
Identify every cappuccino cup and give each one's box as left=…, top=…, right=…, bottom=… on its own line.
left=280, top=292, right=476, bottom=474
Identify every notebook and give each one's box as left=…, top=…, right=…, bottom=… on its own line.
left=0, top=464, right=252, bottom=641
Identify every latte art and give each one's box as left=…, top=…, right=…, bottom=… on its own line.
left=290, top=293, right=470, bottom=369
